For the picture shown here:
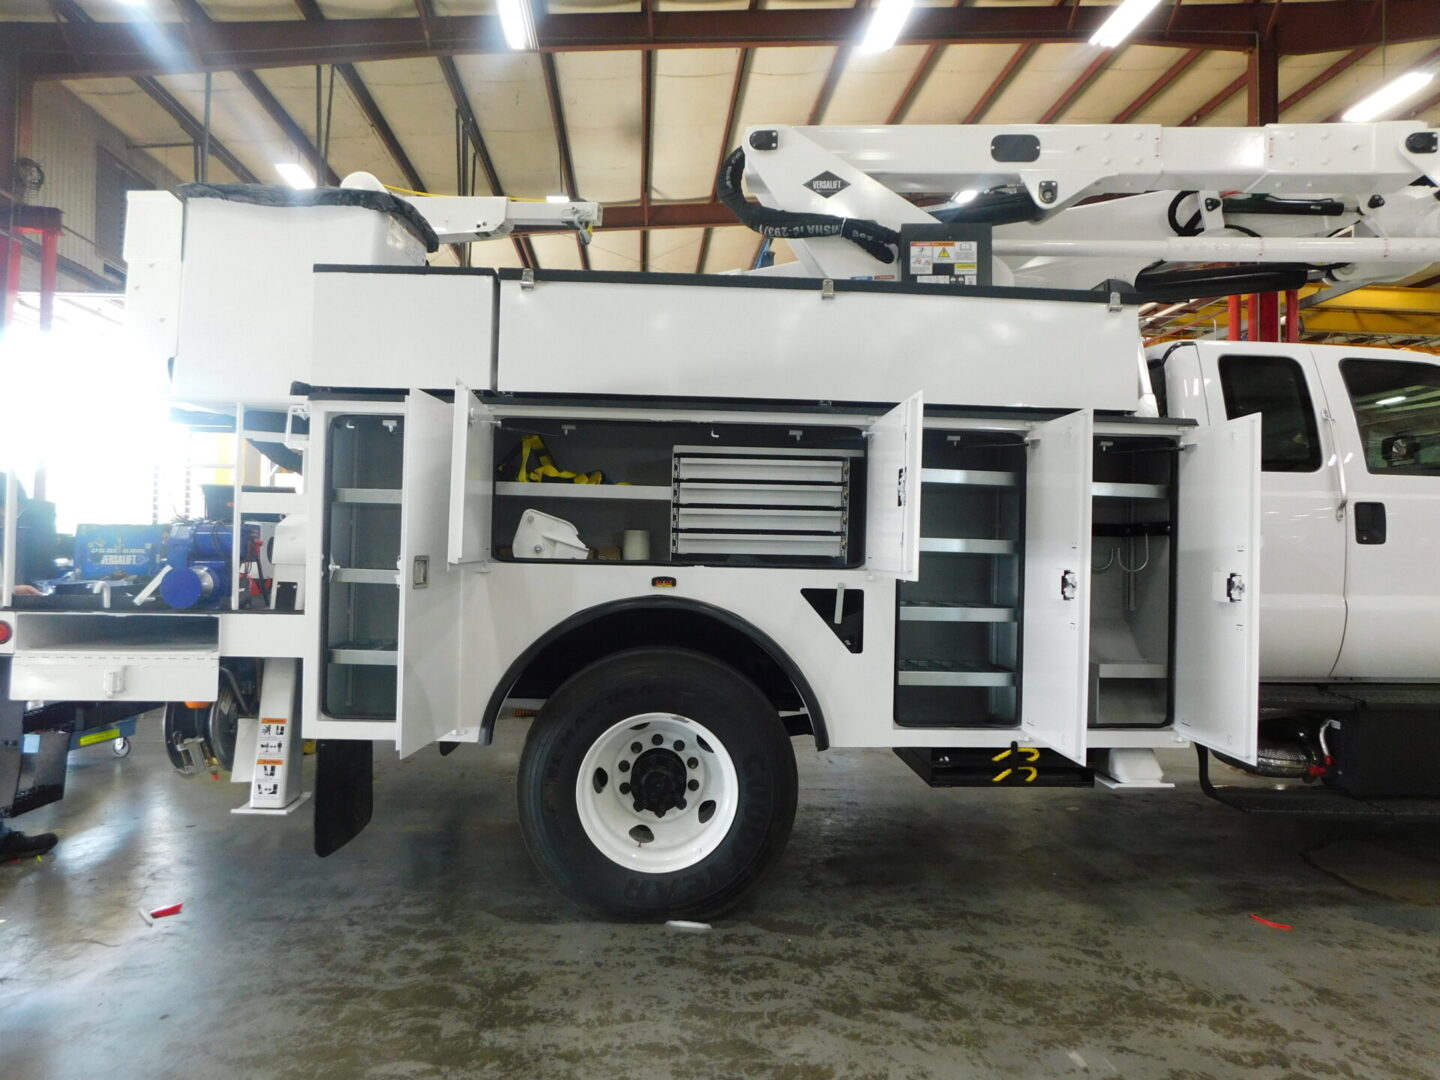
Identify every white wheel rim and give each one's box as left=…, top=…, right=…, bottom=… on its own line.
left=575, top=713, right=739, bottom=874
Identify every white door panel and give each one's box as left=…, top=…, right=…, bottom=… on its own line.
left=448, top=382, right=495, bottom=566
left=1173, top=414, right=1261, bottom=764
left=1193, top=345, right=1346, bottom=679
left=1321, top=351, right=1440, bottom=679
left=865, top=392, right=924, bottom=580
left=1020, top=410, right=1092, bottom=765
left=397, top=390, right=465, bottom=757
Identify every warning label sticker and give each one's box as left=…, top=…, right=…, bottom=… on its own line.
left=907, top=239, right=980, bottom=284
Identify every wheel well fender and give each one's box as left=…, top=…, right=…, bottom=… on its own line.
left=481, top=597, right=829, bottom=750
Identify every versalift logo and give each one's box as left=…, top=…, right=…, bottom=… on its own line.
left=803, top=171, right=850, bottom=198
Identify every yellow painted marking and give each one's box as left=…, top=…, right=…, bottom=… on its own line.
left=992, top=768, right=1013, bottom=783
left=77, top=729, right=119, bottom=747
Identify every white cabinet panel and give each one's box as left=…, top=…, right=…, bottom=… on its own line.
left=1020, top=410, right=1093, bottom=764
left=1173, top=414, right=1262, bottom=764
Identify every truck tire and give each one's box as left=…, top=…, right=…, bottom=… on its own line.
left=517, top=647, right=798, bottom=921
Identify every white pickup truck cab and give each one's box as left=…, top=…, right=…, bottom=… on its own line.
left=1153, top=340, right=1440, bottom=798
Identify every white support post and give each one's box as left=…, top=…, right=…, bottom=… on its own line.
left=232, top=657, right=311, bottom=815
left=1, top=468, right=16, bottom=607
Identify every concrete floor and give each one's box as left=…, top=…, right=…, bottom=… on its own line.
left=4, top=725, right=1440, bottom=1080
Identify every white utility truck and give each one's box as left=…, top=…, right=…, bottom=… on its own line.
left=4, top=121, right=1440, bottom=919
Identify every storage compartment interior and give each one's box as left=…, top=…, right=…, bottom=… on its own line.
left=323, top=414, right=403, bottom=721
left=1088, top=435, right=1175, bottom=727
left=15, top=612, right=219, bottom=653
left=896, top=430, right=1025, bottom=728
left=491, top=420, right=865, bottom=567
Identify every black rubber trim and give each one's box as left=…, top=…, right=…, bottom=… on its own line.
left=494, top=266, right=1122, bottom=306
left=313, top=264, right=498, bottom=277
left=481, top=596, right=830, bottom=751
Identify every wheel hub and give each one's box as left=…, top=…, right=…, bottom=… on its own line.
left=630, top=748, right=688, bottom=815
left=575, top=712, right=740, bottom=874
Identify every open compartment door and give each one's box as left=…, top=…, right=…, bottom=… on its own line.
left=1173, top=414, right=1261, bottom=765
left=397, top=390, right=465, bottom=758
left=448, top=381, right=495, bottom=566
left=864, top=392, right=923, bottom=580
left=1020, top=410, right=1093, bottom=764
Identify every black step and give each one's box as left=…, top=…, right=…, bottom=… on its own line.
left=896, top=745, right=1093, bottom=788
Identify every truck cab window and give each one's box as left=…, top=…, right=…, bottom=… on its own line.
left=1218, top=355, right=1322, bottom=472
left=1341, top=358, right=1440, bottom=476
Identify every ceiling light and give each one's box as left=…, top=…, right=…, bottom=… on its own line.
left=1089, top=0, right=1165, bottom=49
left=275, top=162, right=316, bottom=190
left=546, top=194, right=569, bottom=204
left=952, top=190, right=978, bottom=205
left=857, top=0, right=914, bottom=56
left=1342, top=71, right=1435, bottom=123
left=497, top=0, right=538, bottom=51
left=1376, top=395, right=1408, bottom=406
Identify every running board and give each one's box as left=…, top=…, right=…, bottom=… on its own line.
left=1197, top=748, right=1440, bottom=822
left=895, top=745, right=1093, bottom=788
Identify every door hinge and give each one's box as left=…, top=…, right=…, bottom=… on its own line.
left=1060, top=569, right=1078, bottom=601
left=821, top=278, right=835, bottom=300
left=412, top=555, right=430, bottom=589
left=520, top=268, right=535, bottom=290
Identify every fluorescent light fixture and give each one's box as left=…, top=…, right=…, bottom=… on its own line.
left=275, top=162, right=316, bottom=190
left=1089, top=0, right=1165, bottom=49
left=1342, top=70, right=1435, bottom=122
left=952, top=189, right=978, bottom=205
left=857, top=0, right=914, bottom=55
left=497, top=0, right=538, bottom=51
left=1376, top=395, right=1408, bottom=406
left=546, top=194, right=569, bottom=204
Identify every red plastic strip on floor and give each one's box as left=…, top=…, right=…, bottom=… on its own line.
left=1249, top=914, right=1292, bottom=931
left=149, top=903, right=184, bottom=919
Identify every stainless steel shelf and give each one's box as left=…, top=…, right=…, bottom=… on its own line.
left=919, top=537, right=1018, bottom=555
left=899, top=602, right=1015, bottom=623
left=921, top=468, right=1017, bottom=488
left=897, top=660, right=1015, bottom=687
left=329, top=647, right=397, bottom=667
left=1095, top=662, right=1167, bottom=679
left=334, top=488, right=401, bottom=505
left=1092, top=482, right=1168, bottom=499
left=496, top=482, right=672, bottom=501
left=331, top=567, right=398, bottom=585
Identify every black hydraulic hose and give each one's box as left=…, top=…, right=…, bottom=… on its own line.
left=716, top=147, right=900, bottom=264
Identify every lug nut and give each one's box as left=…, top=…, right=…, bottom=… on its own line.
left=674, top=740, right=685, bottom=752
left=676, top=799, right=687, bottom=810
left=618, top=760, right=630, bottom=773
left=687, top=779, right=699, bottom=791
left=631, top=742, right=642, bottom=755
left=652, top=734, right=663, bottom=745
left=655, top=808, right=666, bottom=819
left=687, top=757, right=699, bottom=769
left=633, top=801, right=643, bottom=813
left=619, top=782, right=630, bottom=794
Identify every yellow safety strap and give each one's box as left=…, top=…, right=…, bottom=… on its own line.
left=516, top=435, right=607, bottom=485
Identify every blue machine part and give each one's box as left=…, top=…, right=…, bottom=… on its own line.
left=158, top=521, right=259, bottom=610
left=75, top=524, right=166, bottom=580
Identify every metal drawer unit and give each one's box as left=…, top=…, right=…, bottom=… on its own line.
left=671, top=446, right=855, bottom=561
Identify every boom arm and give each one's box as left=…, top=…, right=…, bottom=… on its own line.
left=736, top=122, right=1440, bottom=291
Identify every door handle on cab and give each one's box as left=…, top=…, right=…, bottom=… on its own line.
left=1354, top=502, right=1386, bottom=545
